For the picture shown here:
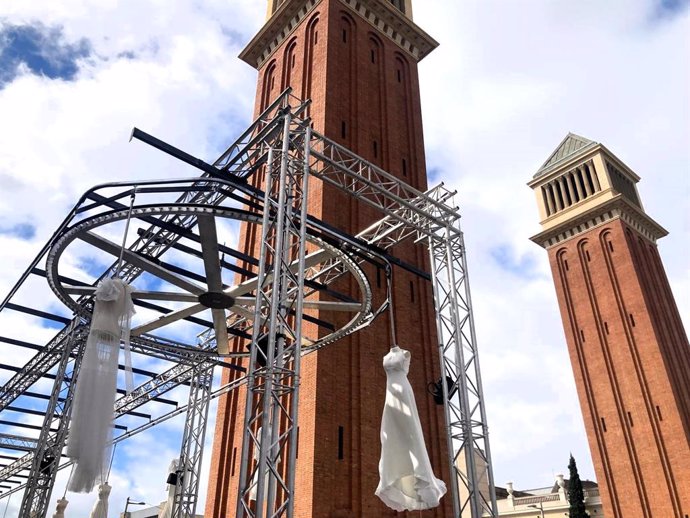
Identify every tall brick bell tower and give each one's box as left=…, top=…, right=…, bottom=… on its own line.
left=206, top=1, right=452, bottom=517
left=529, top=134, right=690, bottom=518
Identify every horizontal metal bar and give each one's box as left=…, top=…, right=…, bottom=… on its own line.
left=0, top=336, right=43, bottom=352
left=88, top=192, right=260, bottom=267
left=131, top=128, right=244, bottom=179
left=0, top=420, right=58, bottom=432
left=131, top=299, right=252, bottom=341
left=2, top=303, right=71, bottom=325
left=5, top=406, right=46, bottom=417
left=137, top=228, right=256, bottom=278
left=0, top=364, right=179, bottom=407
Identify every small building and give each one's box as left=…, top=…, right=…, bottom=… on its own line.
left=494, top=475, right=604, bottom=517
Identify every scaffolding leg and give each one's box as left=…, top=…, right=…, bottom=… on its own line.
left=18, top=322, right=87, bottom=518
left=429, top=228, right=498, bottom=518
left=172, top=364, right=214, bottom=518
left=235, top=113, right=309, bottom=518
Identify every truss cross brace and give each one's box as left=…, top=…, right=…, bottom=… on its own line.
left=172, top=364, right=214, bottom=518
left=429, top=228, right=498, bottom=518
left=17, top=323, right=86, bottom=518
left=235, top=114, right=311, bottom=518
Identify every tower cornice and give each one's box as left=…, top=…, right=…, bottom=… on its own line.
left=239, top=0, right=438, bottom=70
left=529, top=194, right=668, bottom=249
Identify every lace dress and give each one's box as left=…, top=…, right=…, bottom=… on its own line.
left=375, top=347, right=446, bottom=511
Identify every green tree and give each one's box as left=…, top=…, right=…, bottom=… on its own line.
left=568, top=454, right=590, bottom=518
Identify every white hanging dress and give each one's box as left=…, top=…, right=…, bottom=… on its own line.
left=375, top=346, right=446, bottom=511
left=67, top=278, right=134, bottom=493
left=88, top=483, right=111, bottom=518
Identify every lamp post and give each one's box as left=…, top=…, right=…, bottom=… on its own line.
left=528, top=501, right=546, bottom=518
left=123, top=497, right=147, bottom=518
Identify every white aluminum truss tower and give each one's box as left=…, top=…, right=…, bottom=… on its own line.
left=0, top=89, right=497, bottom=518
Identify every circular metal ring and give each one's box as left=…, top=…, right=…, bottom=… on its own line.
left=45, top=203, right=372, bottom=355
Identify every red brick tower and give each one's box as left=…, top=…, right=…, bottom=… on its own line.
left=529, top=134, right=690, bottom=518
left=206, top=1, right=452, bottom=517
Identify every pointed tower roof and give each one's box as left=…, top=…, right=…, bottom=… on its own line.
left=534, top=133, right=598, bottom=178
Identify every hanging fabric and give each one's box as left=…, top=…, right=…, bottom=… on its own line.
left=66, top=278, right=134, bottom=493
left=158, top=459, right=178, bottom=518
left=375, top=346, right=447, bottom=511
left=88, top=483, right=111, bottom=518
left=51, top=497, right=69, bottom=518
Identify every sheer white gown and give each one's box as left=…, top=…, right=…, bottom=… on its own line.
left=66, top=279, right=134, bottom=493
left=375, top=346, right=446, bottom=511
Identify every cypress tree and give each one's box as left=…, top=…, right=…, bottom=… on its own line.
left=568, top=454, right=590, bottom=518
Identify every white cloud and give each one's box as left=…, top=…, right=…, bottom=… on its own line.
left=0, top=0, right=687, bottom=514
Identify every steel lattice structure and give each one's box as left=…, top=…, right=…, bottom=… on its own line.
left=0, top=88, right=497, bottom=518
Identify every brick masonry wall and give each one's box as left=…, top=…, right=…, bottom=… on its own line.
left=547, top=217, right=690, bottom=518
left=206, top=1, right=452, bottom=517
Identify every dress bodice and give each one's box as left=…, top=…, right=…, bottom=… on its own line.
left=97, top=483, right=111, bottom=498
left=382, top=347, right=410, bottom=375
left=90, top=279, right=134, bottom=335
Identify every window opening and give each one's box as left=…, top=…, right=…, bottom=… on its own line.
left=409, top=280, right=415, bottom=303
left=402, top=158, right=407, bottom=177
left=585, top=165, right=596, bottom=193
left=231, top=447, right=237, bottom=475
left=629, top=313, right=636, bottom=327
left=601, top=417, right=607, bottom=432
left=341, top=121, right=347, bottom=139
left=373, top=140, right=378, bottom=158
left=342, top=29, right=347, bottom=43
left=656, top=406, right=663, bottom=421
left=627, top=411, right=634, bottom=427
left=604, top=322, right=609, bottom=334
left=371, top=49, right=376, bottom=63
left=337, top=426, right=344, bottom=459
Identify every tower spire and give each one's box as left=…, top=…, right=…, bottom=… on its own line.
left=529, top=135, right=690, bottom=518
left=207, top=2, right=450, bottom=517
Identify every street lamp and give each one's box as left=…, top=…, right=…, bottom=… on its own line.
left=528, top=501, right=546, bottom=518
left=123, top=497, right=147, bottom=518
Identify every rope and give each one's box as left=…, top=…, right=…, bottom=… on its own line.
left=106, top=442, right=118, bottom=482
left=385, top=262, right=397, bottom=346
left=1, top=493, right=11, bottom=518
left=63, top=464, right=75, bottom=498
left=115, top=192, right=136, bottom=277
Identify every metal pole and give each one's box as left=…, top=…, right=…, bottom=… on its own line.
left=285, top=123, right=310, bottom=518
left=235, top=144, right=277, bottom=518
left=18, top=321, right=86, bottom=518
left=428, top=234, right=461, bottom=518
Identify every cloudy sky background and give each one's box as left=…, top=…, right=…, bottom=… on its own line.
left=0, top=0, right=688, bottom=516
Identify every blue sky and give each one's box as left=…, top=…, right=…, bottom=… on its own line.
left=0, top=0, right=688, bottom=516
left=0, top=23, right=90, bottom=87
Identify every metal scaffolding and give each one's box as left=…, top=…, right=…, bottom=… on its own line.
left=0, top=88, right=497, bottom=518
